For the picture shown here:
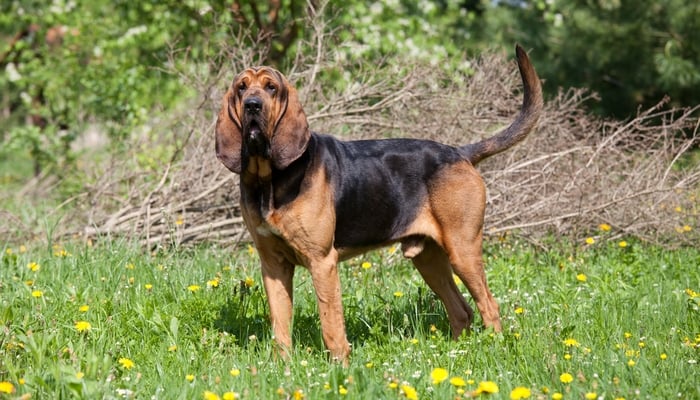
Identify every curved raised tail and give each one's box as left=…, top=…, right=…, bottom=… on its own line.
left=460, top=45, right=543, bottom=165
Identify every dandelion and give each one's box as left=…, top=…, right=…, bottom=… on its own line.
left=186, top=374, right=195, bottom=382
left=585, top=237, right=595, bottom=245
left=683, top=225, right=692, bottom=232
left=430, top=368, right=448, bottom=384
left=207, top=279, right=220, bottom=289
left=175, top=216, right=184, bottom=226
left=75, top=321, right=92, bottom=332
left=118, top=358, right=135, bottom=370
left=76, top=372, right=84, bottom=379
left=223, top=392, right=237, bottom=400
left=559, top=373, right=574, bottom=383
left=27, top=262, right=40, bottom=272
left=409, top=338, right=419, bottom=345
left=624, top=332, right=632, bottom=339
left=576, top=273, right=587, bottom=282
left=31, top=290, right=43, bottom=298
left=338, top=385, right=348, bottom=395
left=449, top=377, right=466, bottom=387
left=563, top=354, right=572, bottom=360
left=292, top=389, right=304, bottom=400
left=79, top=305, right=89, bottom=312
left=394, top=291, right=404, bottom=297
left=388, top=382, right=398, bottom=389
left=247, top=244, right=256, bottom=256
left=563, top=338, right=580, bottom=347
left=365, top=362, right=374, bottom=368
left=203, top=391, right=220, bottom=400
left=244, top=277, right=255, bottom=287
left=599, top=223, right=611, bottom=231
left=361, top=261, right=372, bottom=269
left=126, top=263, right=135, bottom=270
left=400, top=384, right=418, bottom=400
left=551, top=393, right=563, bottom=400
left=145, top=284, right=153, bottom=291
left=188, top=284, right=201, bottom=293
left=618, top=241, right=628, bottom=248
left=510, top=386, right=531, bottom=399
left=25, top=280, right=34, bottom=286
left=585, top=392, right=597, bottom=400
left=430, top=324, right=437, bottom=332
left=660, top=353, right=667, bottom=360
left=230, top=368, right=241, bottom=377
left=476, top=381, right=499, bottom=394
left=515, top=307, right=524, bottom=314
left=0, top=381, right=15, bottom=394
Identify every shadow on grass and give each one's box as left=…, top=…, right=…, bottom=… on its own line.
left=213, top=282, right=453, bottom=351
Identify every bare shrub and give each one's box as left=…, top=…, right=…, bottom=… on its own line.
left=6, top=9, right=698, bottom=248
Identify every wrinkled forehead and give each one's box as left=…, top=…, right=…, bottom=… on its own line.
left=235, top=66, right=284, bottom=86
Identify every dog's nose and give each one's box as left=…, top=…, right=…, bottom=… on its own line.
left=244, top=97, right=263, bottom=114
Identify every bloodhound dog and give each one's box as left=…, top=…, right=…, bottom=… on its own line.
left=215, top=45, right=543, bottom=363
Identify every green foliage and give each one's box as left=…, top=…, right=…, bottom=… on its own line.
left=1, top=238, right=698, bottom=398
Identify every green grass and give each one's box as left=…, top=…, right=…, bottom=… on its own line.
left=0, top=235, right=698, bottom=399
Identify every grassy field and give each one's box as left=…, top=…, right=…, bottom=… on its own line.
left=0, top=233, right=698, bottom=399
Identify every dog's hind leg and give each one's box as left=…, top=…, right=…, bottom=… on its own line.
left=412, top=240, right=474, bottom=339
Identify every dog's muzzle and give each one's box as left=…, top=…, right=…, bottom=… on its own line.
left=243, top=97, right=269, bottom=157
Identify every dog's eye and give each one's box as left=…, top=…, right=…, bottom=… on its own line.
left=265, top=83, right=277, bottom=94
left=237, top=83, right=247, bottom=95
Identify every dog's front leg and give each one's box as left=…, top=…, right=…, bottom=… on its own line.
left=260, top=254, right=295, bottom=358
left=306, top=249, right=351, bottom=364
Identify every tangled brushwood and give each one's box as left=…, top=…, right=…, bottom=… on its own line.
left=6, top=14, right=699, bottom=248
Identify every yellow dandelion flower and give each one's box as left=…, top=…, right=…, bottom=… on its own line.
left=559, top=373, right=574, bottom=383
left=599, top=223, right=611, bottom=231
left=207, top=279, right=220, bottom=289
left=27, top=262, right=40, bottom=272
left=394, top=291, right=404, bottom=297
left=168, top=345, right=177, bottom=352
left=118, top=358, right=135, bottom=370
left=515, top=307, right=524, bottom=314
left=145, top=284, right=153, bottom=291
left=186, top=374, right=195, bottom=382
left=18, top=378, right=25, bottom=385
left=247, top=245, right=256, bottom=256
left=4, top=248, right=12, bottom=255
left=660, top=353, right=667, bottom=360
left=126, top=263, right=135, bottom=270
left=400, top=384, right=418, bottom=400
left=576, top=273, right=587, bottom=282
left=25, top=280, right=34, bottom=286
left=552, top=393, right=563, bottom=400
left=365, top=362, right=374, bottom=368
left=430, top=368, right=449, bottom=384
left=388, top=382, right=399, bottom=389
left=618, top=241, right=628, bottom=248
left=563, top=338, right=580, bottom=347
left=0, top=381, right=15, bottom=394
left=564, top=354, right=572, bottom=360
left=638, top=341, right=645, bottom=348
left=674, top=206, right=683, bottom=213
left=188, top=285, right=201, bottom=293
left=429, top=324, right=437, bottom=332
left=409, top=338, right=419, bottom=345
left=19, top=245, right=27, bottom=253
left=683, top=225, right=692, bottom=232
left=203, top=391, right=220, bottom=400
left=627, top=359, right=636, bottom=367
left=276, top=388, right=285, bottom=395
left=31, top=290, right=43, bottom=298
left=585, top=237, right=595, bottom=245
left=585, top=392, right=597, bottom=400
left=449, top=377, right=466, bottom=387
left=175, top=216, right=184, bottom=226
left=510, top=386, right=531, bottom=399
left=229, top=368, right=241, bottom=377
left=453, top=274, right=461, bottom=285
left=614, top=397, right=626, bottom=400
left=361, top=261, right=371, bottom=269
left=76, top=372, right=84, bottom=379
left=79, top=305, right=89, bottom=312
left=338, top=385, right=348, bottom=395
left=292, top=389, right=304, bottom=400
left=244, top=277, right=255, bottom=287
left=624, top=332, right=632, bottom=339
left=223, top=392, right=237, bottom=400
left=476, top=381, right=499, bottom=394
left=75, top=321, right=92, bottom=332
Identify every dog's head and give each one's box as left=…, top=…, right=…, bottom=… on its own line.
left=215, top=66, right=309, bottom=174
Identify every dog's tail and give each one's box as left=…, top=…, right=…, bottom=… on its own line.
left=460, top=45, right=543, bottom=165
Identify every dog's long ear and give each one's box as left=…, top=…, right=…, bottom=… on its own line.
left=271, top=75, right=310, bottom=170
left=215, top=87, right=243, bottom=174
